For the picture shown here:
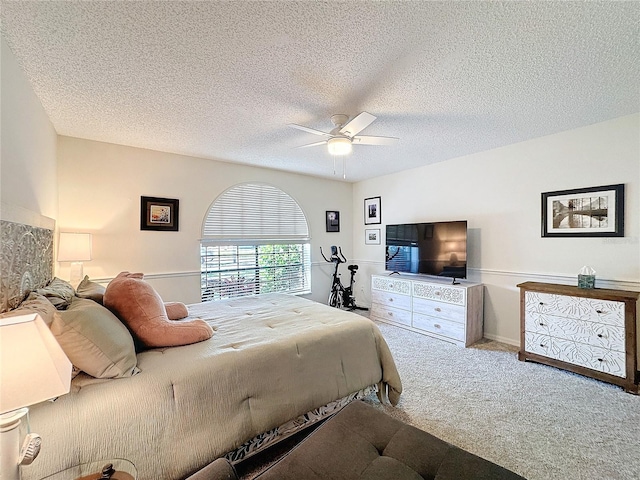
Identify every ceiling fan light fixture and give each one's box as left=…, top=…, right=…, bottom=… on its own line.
left=327, top=137, right=352, bottom=156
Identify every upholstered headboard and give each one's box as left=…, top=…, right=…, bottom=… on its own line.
left=0, top=204, right=54, bottom=313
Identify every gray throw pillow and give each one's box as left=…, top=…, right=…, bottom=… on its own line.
left=36, top=277, right=75, bottom=309
left=50, top=297, right=139, bottom=379
left=75, top=275, right=106, bottom=304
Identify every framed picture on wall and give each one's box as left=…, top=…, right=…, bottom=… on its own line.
left=364, top=196, right=381, bottom=224
left=140, top=196, right=179, bottom=231
left=541, top=184, right=624, bottom=237
left=326, top=211, right=340, bottom=232
left=365, top=228, right=381, bottom=245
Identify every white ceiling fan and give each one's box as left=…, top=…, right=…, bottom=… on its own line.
left=288, top=112, right=399, bottom=156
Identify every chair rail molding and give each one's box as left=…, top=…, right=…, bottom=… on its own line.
left=351, top=261, right=639, bottom=292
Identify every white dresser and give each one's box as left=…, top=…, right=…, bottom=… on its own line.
left=370, top=274, right=484, bottom=347
left=517, top=281, right=640, bottom=394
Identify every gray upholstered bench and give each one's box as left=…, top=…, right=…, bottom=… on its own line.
left=187, top=400, right=526, bottom=480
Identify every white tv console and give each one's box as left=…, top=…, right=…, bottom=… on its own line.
left=370, top=274, right=484, bottom=347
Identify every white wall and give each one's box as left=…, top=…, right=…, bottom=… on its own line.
left=56, top=136, right=353, bottom=304
left=5, top=30, right=637, bottom=348
left=1, top=37, right=58, bottom=220
left=353, top=114, right=640, bottom=345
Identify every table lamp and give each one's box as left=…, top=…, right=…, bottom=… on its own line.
left=0, top=313, right=72, bottom=480
left=57, top=232, right=92, bottom=286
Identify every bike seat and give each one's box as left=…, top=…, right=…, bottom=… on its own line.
left=348, top=265, right=358, bottom=272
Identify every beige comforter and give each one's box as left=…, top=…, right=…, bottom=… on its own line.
left=23, top=294, right=402, bottom=480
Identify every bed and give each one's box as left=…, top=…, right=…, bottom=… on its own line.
left=1, top=212, right=402, bottom=480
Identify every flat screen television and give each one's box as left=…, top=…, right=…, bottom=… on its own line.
left=385, top=221, right=467, bottom=279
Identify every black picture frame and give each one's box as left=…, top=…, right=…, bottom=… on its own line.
left=541, top=184, right=624, bottom=237
left=364, top=196, right=381, bottom=225
left=326, top=211, right=340, bottom=232
left=140, top=196, right=179, bottom=231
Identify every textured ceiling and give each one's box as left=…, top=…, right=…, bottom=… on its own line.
left=1, top=1, right=639, bottom=182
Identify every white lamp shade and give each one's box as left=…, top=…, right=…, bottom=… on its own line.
left=0, top=313, right=72, bottom=414
left=327, top=137, right=352, bottom=156
left=57, top=232, right=92, bottom=262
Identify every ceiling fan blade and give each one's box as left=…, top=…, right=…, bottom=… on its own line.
left=288, top=124, right=332, bottom=137
left=295, top=140, right=328, bottom=149
left=352, top=135, right=399, bottom=146
left=339, top=112, right=377, bottom=137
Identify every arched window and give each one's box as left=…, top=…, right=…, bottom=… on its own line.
left=201, top=183, right=311, bottom=301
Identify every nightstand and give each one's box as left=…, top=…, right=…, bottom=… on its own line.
left=40, top=459, right=136, bottom=480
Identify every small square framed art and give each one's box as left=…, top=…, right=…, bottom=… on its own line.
left=365, top=228, right=381, bottom=245
left=140, top=196, right=179, bottom=231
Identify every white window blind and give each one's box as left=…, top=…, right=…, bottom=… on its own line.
left=202, top=183, right=309, bottom=242
left=201, top=183, right=311, bottom=301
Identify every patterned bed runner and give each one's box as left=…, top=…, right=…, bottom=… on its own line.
left=225, top=385, right=377, bottom=463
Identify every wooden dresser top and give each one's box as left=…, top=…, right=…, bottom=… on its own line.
left=517, top=281, right=640, bottom=302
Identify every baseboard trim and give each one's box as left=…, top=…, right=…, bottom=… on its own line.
left=483, top=333, right=519, bottom=347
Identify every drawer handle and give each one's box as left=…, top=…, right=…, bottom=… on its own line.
left=434, top=307, right=441, bottom=312
left=539, top=343, right=546, bottom=347
left=539, top=322, right=545, bottom=326
left=539, top=302, right=544, bottom=306
left=434, top=324, right=441, bottom=329
left=596, top=310, right=603, bottom=314
left=597, top=334, right=603, bottom=338
left=598, top=358, right=604, bottom=362
left=435, top=291, right=441, bottom=296
left=389, top=298, right=394, bottom=302
left=387, top=312, right=393, bottom=317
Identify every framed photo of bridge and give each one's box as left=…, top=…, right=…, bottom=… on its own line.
left=541, top=184, right=624, bottom=237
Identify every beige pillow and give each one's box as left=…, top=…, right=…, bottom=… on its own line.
left=51, top=297, right=139, bottom=379
left=76, top=275, right=106, bottom=304
left=0, top=292, right=57, bottom=326
left=36, top=277, right=75, bottom=309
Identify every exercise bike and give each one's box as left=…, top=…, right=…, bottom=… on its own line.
left=320, top=246, right=368, bottom=311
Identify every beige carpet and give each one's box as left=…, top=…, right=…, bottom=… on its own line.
left=363, top=321, right=640, bottom=480
left=238, top=319, right=640, bottom=479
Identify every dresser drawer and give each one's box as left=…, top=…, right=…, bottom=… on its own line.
left=524, top=332, right=626, bottom=377
left=523, top=331, right=554, bottom=358
left=371, top=276, right=411, bottom=296
left=412, top=313, right=465, bottom=341
left=413, top=297, right=465, bottom=323
left=371, top=289, right=411, bottom=311
left=525, top=312, right=625, bottom=352
left=412, top=282, right=466, bottom=306
left=370, top=303, right=412, bottom=327
left=524, top=291, right=625, bottom=327
left=567, top=344, right=625, bottom=377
